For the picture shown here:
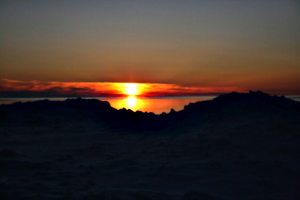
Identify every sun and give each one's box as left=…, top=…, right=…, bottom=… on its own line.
left=124, top=83, right=138, bottom=96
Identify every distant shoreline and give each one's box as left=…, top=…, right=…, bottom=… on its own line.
left=1, top=95, right=299, bottom=114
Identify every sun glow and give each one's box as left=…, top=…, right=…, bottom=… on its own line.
left=124, top=83, right=139, bottom=96
left=126, top=96, right=137, bottom=108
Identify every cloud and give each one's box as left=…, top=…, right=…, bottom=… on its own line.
left=0, top=79, right=245, bottom=97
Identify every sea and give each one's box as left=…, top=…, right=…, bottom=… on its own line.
left=1, top=96, right=299, bottom=114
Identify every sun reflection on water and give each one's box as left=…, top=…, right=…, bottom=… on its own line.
left=126, top=96, right=137, bottom=109
left=111, top=96, right=145, bottom=112
left=105, top=96, right=215, bottom=114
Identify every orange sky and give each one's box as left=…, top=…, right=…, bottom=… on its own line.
left=0, top=1, right=299, bottom=96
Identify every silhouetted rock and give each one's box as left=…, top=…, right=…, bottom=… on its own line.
left=1, top=91, right=299, bottom=130
left=0, top=91, right=299, bottom=200
left=181, top=191, right=215, bottom=200
left=169, top=108, right=176, bottom=114
left=179, top=91, right=299, bottom=115
left=0, top=149, right=18, bottom=158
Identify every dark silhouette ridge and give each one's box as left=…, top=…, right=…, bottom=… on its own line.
left=1, top=91, right=299, bottom=130
left=183, top=91, right=298, bottom=112
left=1, top=91, right=300, bottom=200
